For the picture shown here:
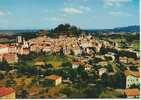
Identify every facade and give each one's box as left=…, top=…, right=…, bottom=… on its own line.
left=8, top=46, right=17, bottom=53
left=18, top=48, right=30, bottom=55
left=46, top=75, right=62, bottom=86
left=97, top=68, right=107, bottom=77
left=0, top=87, right=15, bottom=99
left=0, top=44, right=9, bottom=54
left=124, top=70, right=140, bottom=88
left=3, top=53, right=18, bottom=64
left=0, top=44, right=17, bottom=54
left=72, top=61, right=81, bottom=69
left=119, top=57, right=128, bottom=63
left=73, top=48, right=82, bottom=56
left=17, top=36, right=23, bottom=43
left=84, top=64, right=92, bottom=71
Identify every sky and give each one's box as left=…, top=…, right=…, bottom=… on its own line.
left=0, top=0, right=139, bottom=29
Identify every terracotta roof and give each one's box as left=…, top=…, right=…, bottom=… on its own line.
left=3, top=53, right=17, bottom=58
left=72, top=61, right=82, bottom=65
left=46, top=75, right=61, bottom=80
left=0, top=87, right=15, bottom=97
left=124, top=89, right=139, bottom=96
left=124, top=70, right=140, bottom=78
left=0, top=44, right=9, bottom=48
left=34, top=61, right=45, bottom=66
left=8, top=46, right=16, bottom=48
left=0, top=44, right=16, bottom=48
left=84, top=64, right=92, bottom=68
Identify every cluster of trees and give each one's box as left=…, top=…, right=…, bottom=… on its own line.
left=50, top=24, right=81, bottom=36
left=0, top=60, right=11, bottom=71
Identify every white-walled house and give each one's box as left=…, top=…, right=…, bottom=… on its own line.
left=72, top=62, right=80, bottom=69
left=97, top=67, right=107, bottom=77
left=0, top=45, right=9, bottom=54
left=45, top=75, right=62, bottom=86
left=124, top=70, right=140, bottom=88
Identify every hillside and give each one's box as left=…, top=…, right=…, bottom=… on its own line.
left=84, top=25, right=140, bottom=33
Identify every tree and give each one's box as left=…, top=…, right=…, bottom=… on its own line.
left=100, top=47, right=108, bottom=55
left=116, top=62, right=127, bottom=71
left=101, top=73, right=112, bottom=87
left=53, top=24, right=81, bottom=36
left=60, top=47, right=64, bottom=56
left=61, top=62, right=72, bottom=68
left=5, top=79, right=16, bottom=87
left=0, top=60, right=10, bottom=71
left=85, top=84, right=104, bottom=98
left=19, top=89, right=29, bottom=98
left=107, top=63, right=114, bottom=72
left=46, top=64, right=53, bottom=68
left=42, top=80, right=53, bottom=87
left=112, top=72, right=126, bottom=88
left=130, top=84, right=140, bottom=89
left=0, top=73, right=4, bottom=80
left=129, top=65, right=138, bottom=71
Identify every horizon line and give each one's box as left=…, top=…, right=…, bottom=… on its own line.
left=0, top=24, right=139, bottom=31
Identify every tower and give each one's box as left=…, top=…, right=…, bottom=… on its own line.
left=17, top=36, right=23, bottom=43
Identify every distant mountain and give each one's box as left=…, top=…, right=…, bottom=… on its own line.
left=84, top=25, right=140, bottom=33
left=0, top=29, right=39, bottom=35
left=112, top=25, right=140, bottom=32
left=0, top=25, right=139, bottom=35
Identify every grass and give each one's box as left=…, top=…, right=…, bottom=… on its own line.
left=19, top=53, right=71, bottom=68
left=131, top=40, right=139, bottom=50
left=44, top=54, right=69, bottom=68
left=14, top=76, right=34, bottom=86
left=99, top=89, right=123, bottom=98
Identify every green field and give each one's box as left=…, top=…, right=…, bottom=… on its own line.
left=44, top=54, right=69, bottom=68
left=19, top=53, right=71, bottom=68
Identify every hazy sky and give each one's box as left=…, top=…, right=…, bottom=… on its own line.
left=0, top=0, right=139, bottom=29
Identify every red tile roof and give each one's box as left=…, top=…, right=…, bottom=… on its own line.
left=46, top=75, right=61, bottom=80
left=0, top=44, right=9, bottom=48
left=124, top=70, right=140, bottom=78
left=0, top=87, right=15, bottom=97
left=72, top=61, right=82, bottom=65
left=8, top=46, right=16, bottom=48
left=124, top=89, right=139, bottom=96
left=0, top=44, right=16, bottom=49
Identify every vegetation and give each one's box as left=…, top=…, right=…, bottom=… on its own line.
left=0, top=30, right=139, bottom=98
left=50, top=24, right=81, bottom=37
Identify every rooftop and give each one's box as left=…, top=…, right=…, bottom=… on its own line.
left=124, top=89, right=139, bottom=96
left=0, top=87, right=15, bottom=97
left=46, top=75, right=61, bottom=80
left=124, top=70, right=140, bottom=78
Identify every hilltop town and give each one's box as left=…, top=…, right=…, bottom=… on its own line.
left=0, top=24, right=140, bottom=99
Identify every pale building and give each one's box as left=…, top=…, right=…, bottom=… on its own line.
left=17, top=36, right=22, bottom=43
left=124, top=70, right=140, bottom=88
left=97, top=67, right=107, bottom=77
left=18, top=48, right=30, bottom=55
left=73, top=48, right=82, bottom=56
left=8, top=46, right=17, bottom=53
left=3, top=53, right=18, bottom=64
left=0, top=45, right=17, bottom=54
left=0, top=44, right=9, bottom=54
left=45, top=75, right=62, bottom=86
left=72, top=61, right=81, bottom=69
